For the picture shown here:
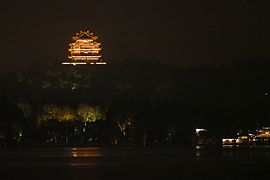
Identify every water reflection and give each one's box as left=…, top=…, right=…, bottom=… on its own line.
left=195, top=144, right=270, bottom=159
left=0, top=147, right=104, bottom=168
left=68, top=148, right=103, bottom=167
left=70, top=147, right=104, bottom=158
left=195, top=149, right=201, bottom=160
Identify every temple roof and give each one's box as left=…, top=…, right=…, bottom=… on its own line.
left=72, top=31, right=98, bottom=41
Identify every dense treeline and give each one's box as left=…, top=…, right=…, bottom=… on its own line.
left=0, top=57, right=270, bottom=147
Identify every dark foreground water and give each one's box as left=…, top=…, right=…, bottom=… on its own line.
left=0, top=146, right=270, bottom=180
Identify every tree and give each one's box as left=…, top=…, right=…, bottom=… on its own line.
left=116, top=112, right=134, bottom=137
left=37, top=104, right=61, bottom=124
left=0, top=102, right=23, bottom=146
left=77, top=104, right=105, bottom=123
left=17, top=99, right=33, bottom=119
left=58, top=107, right=77, bottom=122
left=37, top=104, right=77, bottom=124
left=36, top=104, right=77, bottom=144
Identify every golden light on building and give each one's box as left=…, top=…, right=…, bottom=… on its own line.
left=62, top=31, right=106, bottom=65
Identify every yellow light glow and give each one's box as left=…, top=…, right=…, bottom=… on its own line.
left=195, top=128, right=207, bottom=135
left=62, top=30, right=106, bottom=65
left=62, top=62, right=87, bottom=65
left=222, top=138, right=236, bottom=144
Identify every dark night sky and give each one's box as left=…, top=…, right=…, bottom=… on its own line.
left=0, top=0, right=270, bottom=72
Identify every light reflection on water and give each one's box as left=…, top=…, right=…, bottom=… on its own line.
left=68, top=147, right=103, bottom=167
left=0, top=147, right=105, bottom=167
left=0, top=147, right=105, bottom=158
left=195, top=145, right=270, bottom=159
left=195, top=150, right=201, bottom=160
left=70, top=147, right=104, bottom=158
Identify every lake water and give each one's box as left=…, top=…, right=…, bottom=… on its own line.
left=0, top=146, right=269, bottom=179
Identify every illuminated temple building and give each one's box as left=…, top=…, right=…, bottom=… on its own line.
left=62, top=31, right=106, bottom=65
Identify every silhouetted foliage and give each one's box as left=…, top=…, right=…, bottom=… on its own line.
left=0, top=57, right=270, bottom=146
